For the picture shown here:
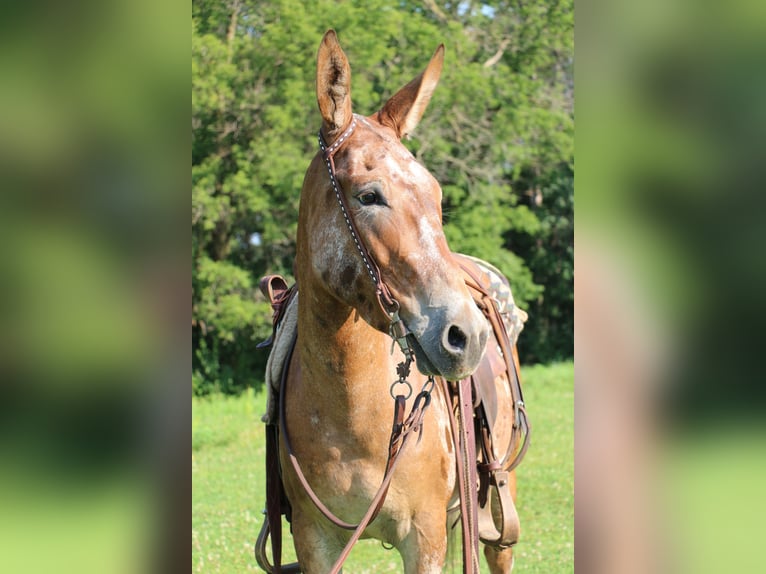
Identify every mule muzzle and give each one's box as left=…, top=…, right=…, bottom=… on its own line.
left=409, top=308, right=489, bottom=381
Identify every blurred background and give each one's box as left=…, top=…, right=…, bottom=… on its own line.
left=577, top=0, right=766, bottom=572
left=0, top=0, right=187, bottom=573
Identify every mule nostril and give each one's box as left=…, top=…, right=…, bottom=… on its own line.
left=446, top=325, right=467, bottom=351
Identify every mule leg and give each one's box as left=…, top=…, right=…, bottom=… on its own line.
left=484, top=545, right=515, bottom=573
left=289, top=513, right=347, bottom=574
left=398, top=520, right=448, bottom=574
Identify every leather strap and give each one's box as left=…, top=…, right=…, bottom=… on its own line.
left=279, top=373, right=432, bottom=534
left=254, top=334, right=301, bottom=574
left=318, top=116, right=399, bottom=319
left=457, top=377, right=481, bottom=573
left=440, top=377, right=481, bottom=574
left=265, top=424, right=284, bottom=572
left=475, top=409, right=520, bottom=548
left=455, top=256, right=531, bottom=472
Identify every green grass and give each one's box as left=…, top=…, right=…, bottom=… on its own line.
left=192, top=361, right=573, bottom=573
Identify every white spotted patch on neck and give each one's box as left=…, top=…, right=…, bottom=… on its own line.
left=310, top=211, right=363, bottom=299
left=313, top=218, right=345, bottom=269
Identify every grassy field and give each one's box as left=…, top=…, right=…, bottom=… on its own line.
left=192, top=361, right=573, bottom=573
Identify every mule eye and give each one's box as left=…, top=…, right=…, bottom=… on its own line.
left=357, top=191, right=379, bottom=206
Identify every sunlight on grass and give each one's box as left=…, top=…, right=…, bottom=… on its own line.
left=192, top=362, right=573, bottom=573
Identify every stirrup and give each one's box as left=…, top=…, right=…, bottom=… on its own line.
left=477, top=471, right=520, bottom=549
left=254, top=519, right=302, bottom=574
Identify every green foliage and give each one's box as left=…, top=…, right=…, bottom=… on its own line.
left=192, top=0, right=573, bottom=394
left=514, top=165, right=575, bottom=363
left=192, top=255, right=272, bottom=395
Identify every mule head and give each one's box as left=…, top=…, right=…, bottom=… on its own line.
left=299, top=30, right=489, bottom=381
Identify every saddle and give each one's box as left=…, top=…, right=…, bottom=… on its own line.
left=452, top=253, right=530, bottom=549
left=254, top=255, right=530, bottom=572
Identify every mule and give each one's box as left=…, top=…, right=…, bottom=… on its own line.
left=266, top=30, right=525, bottom=574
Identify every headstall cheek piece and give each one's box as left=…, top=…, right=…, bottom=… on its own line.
left=318, top=116, right=414, bottom=366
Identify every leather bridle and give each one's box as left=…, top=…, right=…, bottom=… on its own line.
left=318, top=115, right=414, bottom=363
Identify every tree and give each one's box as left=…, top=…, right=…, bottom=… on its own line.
left=192, top=0, right=574, bottom=394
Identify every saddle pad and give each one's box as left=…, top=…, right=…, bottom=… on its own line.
left=262, top=291, right=298, bottom=424
left=458, top=254, right=528, bottom=346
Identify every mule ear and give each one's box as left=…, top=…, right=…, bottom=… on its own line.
left=316, top=30, right=353, bottom=138
left=377, top=44, right=444, bottom=139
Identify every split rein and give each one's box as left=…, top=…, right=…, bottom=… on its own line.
left=278, top=117, right=436, bottom=573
